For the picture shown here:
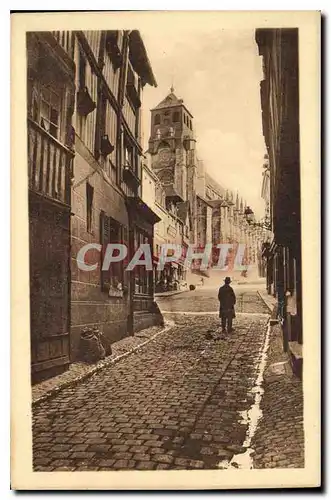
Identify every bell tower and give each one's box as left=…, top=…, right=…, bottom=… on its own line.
left=148, top=88, right=198, bottom=241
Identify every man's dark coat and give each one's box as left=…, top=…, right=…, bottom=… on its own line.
left=218, top=284, right=236, bottom=318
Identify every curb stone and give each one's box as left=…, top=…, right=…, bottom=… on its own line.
left=155, top=290, right=191, bottom=298
left=257, top=290, right=277, bottom=315
left=32, top=320, right=175, bottom=408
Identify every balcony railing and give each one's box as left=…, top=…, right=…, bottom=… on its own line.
left=28, top=118, right=74, bottom=206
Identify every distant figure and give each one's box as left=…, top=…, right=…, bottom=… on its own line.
left=218, top=277, right=236, bottom=333
left=200, top=277, right=204, bottom=286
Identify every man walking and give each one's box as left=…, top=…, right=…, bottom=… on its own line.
left=218, top=277, right=236, bottom=333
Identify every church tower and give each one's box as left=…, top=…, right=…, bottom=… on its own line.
left=148, top=87, right=198, bottom=242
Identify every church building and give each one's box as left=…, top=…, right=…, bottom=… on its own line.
left=148, top=88, right=198, bottom=243
left=147, top=87, right=261, bottom=280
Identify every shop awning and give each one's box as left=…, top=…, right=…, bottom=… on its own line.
left=126, top=197, right=161, bottom=225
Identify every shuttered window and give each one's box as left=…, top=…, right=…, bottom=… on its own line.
left=134, top=229, right=151, bottom=295
left=122, top=225, right=129, bottom=287
left=100, top=211, right=126, bottom=292
left=86, top=183, right=94, bottom=233
left=100, top=211, right=111, bottom=291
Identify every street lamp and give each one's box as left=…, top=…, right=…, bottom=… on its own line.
left=244, top=206, right=272, bottom=231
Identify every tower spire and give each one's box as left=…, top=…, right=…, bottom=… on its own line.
left=170, top=72, right=175, bottom=94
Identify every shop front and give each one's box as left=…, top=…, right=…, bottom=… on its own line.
left=126, top=197, right=162, bottom=332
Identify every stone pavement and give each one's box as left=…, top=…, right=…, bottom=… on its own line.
left=32, top=289, right=304, bottom=471
left=32, top=325, right=166, bottom=405
left=156, top=287, right=271, bottom=315
left=251, top=323, right=304, bottom=468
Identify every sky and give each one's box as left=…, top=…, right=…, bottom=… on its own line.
left=140, top=27, right=267, bottom=217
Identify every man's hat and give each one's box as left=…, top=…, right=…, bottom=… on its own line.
left=224, top=277, right=231, bottom=284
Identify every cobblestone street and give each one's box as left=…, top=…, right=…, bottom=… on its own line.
left=32, top=286, right=304, bottom=471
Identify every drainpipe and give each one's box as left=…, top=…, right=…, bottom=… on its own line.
left=127, top=211, right=134, bottom=336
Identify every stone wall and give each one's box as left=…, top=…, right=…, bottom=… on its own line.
left=70, top=138, right=130, bottom=361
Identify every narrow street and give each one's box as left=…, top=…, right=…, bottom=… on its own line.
left=32, top=285, right=304, bottom=471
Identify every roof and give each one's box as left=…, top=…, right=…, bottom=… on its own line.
left=128, top=31, right=157, bottom=88
left=205, top=173, right=226, bottom=198
left=176, top=201, right=190, bottom=223
left=205, top=199, right=224, bottom=208
left=196, top=195, right=215, bottom=208
left=142, top=162, right=159, bottom=182
left=151, top=91, right=193, bottom=117
left=164, top=185, right=184, bottom=202
left=126, top=197, right=161, bottom=224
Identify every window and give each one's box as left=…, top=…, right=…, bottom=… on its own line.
left=154, top=114, right=161, bottom=125
left=31, top=87, right=39, bottom=122
left=100, top=211, right=124, bottom=292
left=106, top=31, right=123, bottom=71
left=86, top=183, right=94, bottom=233
left=189, top=119, right=192, bottom=130
left=124, top=143, right=134, bottom=167
left=173, top=111, right=180, bottom=122
left=100, top=97, right=117, bottom=182
left=134, top=229, right=151, bottom=295
left=76, top=52, right=97, bottom=151
left=79, top=51, right=87, bottom=90
left=39, top=86, right=61, bottom=139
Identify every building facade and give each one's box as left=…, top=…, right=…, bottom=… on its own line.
left=148, top=89, right=198, bottom=243
left=27, top=30, right=161, bottom=382
left=147, top=88, right=262, bottom=280
left=141, top=161, right=188, bottom=291
left=27, top=31, right=76, bottom=382
left=256, top=28, right=302, bottom=375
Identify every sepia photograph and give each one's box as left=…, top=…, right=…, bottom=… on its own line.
left=11, top=10, right=320, bottom=490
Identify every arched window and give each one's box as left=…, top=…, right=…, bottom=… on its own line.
left=157, top=140, right=171, bottom=151
left=154, top=114, right=161, bottom=125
